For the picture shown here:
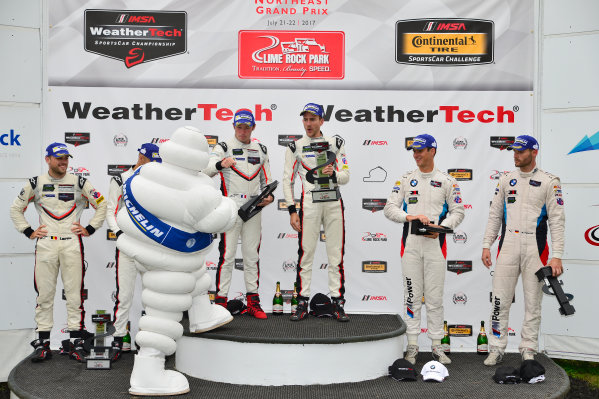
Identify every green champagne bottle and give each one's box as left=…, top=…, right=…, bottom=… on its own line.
left=291, top=282, right=299, bottom=315
left=477, top=321, right=488, bottom=355
left=122, top=321, right=131, bottom=352
left=441, top=320, right=451, bottom=353
left=272, top=281, right=284, bottom=314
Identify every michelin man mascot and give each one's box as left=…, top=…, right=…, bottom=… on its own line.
left=116, top=126, right=237, bottom=396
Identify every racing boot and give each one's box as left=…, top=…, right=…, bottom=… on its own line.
left=110, top=337, right=123, bottom=362
left=484, top=347, right=504, bottom=366
left=215, top=295, right=228, bottom=309
left=432, top=344, right=452, bottom=365
left=521, top=347, right=535, bottom=361
left=290, top=298, right=309, bottom=321
left=331, top=297, right=350, bottom=322
left=404, top=344, right=419, bottom=365
left=30, top=339, right=52, bottom=363
left=67, top=338, right=87, bottom=362
left=246, top=293, right=267, bottom=319
left=129, top=348, right=189, bottom=396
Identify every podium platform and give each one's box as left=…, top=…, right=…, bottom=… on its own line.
left=8, top=313, right=570, bottom=399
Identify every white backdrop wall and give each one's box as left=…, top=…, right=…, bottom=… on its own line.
left=3, top=0, right=594, bottom=370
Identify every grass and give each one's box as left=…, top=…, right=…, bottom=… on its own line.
left=552, top=358, right=599, bottom=389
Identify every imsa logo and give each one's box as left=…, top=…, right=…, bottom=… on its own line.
left=362, top=295, right=388, bottom=301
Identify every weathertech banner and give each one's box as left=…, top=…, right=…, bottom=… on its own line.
left=41, top=0, right=536, bottom=352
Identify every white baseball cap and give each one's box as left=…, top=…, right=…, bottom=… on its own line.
left=421, top=360, right=449, bottom=382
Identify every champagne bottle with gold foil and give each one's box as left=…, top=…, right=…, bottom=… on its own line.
left=272, top=281, right=284, bottom=314
left=441, top=320, right=451, bottom=353
left=477, top=321, right=488, bottom=355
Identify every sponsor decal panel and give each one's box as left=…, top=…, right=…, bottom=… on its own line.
left=234, top=258, right=244, bottom=271
left=278, top=199, right=301, bottom=211
left=362, top=232, right=388, bottom=242
left=396, top=19, right=494, bottom=66
left=452, top=230, right=467, bottom=243
left=362, top=198, right=387, bottom=212
left=113, top=134, right=128, bottom=147
left=107, top=230, right=117, bottom=241
left=107, top=164, right=135, bottom=176
left=84, top=10, right=187, bottom=68
left=447, top=260, right=472, bottom=274
left=278, top=134, right=303, bottom=146
left=584, top=225, right=599, bottom=247
left=238, top=30, right=345, bottom=79
left=205, top=135, right=218, bottom=148
left=362, top=295, right=388, bottom=301
left=448, top=324, right=473, bottom=337
left=453, top=136, right=468, bottom=149
left=452, top=292, right=467, bottom=305
left=362, top=260, right=388, bottom=273
left=282, top=260, right=297, bottom=272
left=490, top=136, right=515, bottom=150
left=65, top=132, right=90, bottom=146
left=448, top=168, right=473, bottom=181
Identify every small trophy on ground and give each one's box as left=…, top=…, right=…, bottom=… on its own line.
left=86, top=310, right=115, bottom=370
left=305, top=141, right=340, bottom=202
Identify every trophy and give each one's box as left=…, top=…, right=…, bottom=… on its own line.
left=305, top=141, right=340, bottom=202
left=535, top=266, right=575, bottom=316
left=85, top=310, right=115, bottom=370
left=238, top=181, right=278, bottom=222
left=410, top=219, right=453, bottom=235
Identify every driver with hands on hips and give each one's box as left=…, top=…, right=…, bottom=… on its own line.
left=481, top=135, right=565, bottom=366
left=9, top=142, right=107, bottom=363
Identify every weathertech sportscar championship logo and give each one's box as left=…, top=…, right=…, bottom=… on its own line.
left=396, top=19, right=494, bottom=66
left=84, top=10, right=187, bottom=68
left=238, top=30, right=344, bottom=79
left=490, top=136, right=515, bottom=150
left=362, top=198, right=387, bottom=212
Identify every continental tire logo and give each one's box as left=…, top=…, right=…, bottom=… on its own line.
left=448, top=324, right=473, bottom=337
left=362, top=260, right=387, bottom=273
left=448, top=168, right=473, bottom=181
left=84, top=10, right=187, bottom=68
left=396, top=19, right=494, bottom=66
left=205, top=135, right=218, bottom=148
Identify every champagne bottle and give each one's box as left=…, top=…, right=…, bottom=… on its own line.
left=272, top=281, right=284, bottom=315
left=291, top=282, right=299, bottom=315
left=477, top=321, right=488, bottom=355
left=441, top=320, right=451, bottom=353
left=122, top=321, right=132, bottom=352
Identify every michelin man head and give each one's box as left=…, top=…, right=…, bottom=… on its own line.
left=159, top=126, right=211, bottom=171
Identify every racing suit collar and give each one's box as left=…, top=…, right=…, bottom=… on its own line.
left=232, top=136, right=252, bottom=147
left=416, top=168, right=436, bottom=179
left=518, top=167, right=538, bottom=178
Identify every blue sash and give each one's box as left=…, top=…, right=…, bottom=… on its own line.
left=123, top=169, right=212, bottom=252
